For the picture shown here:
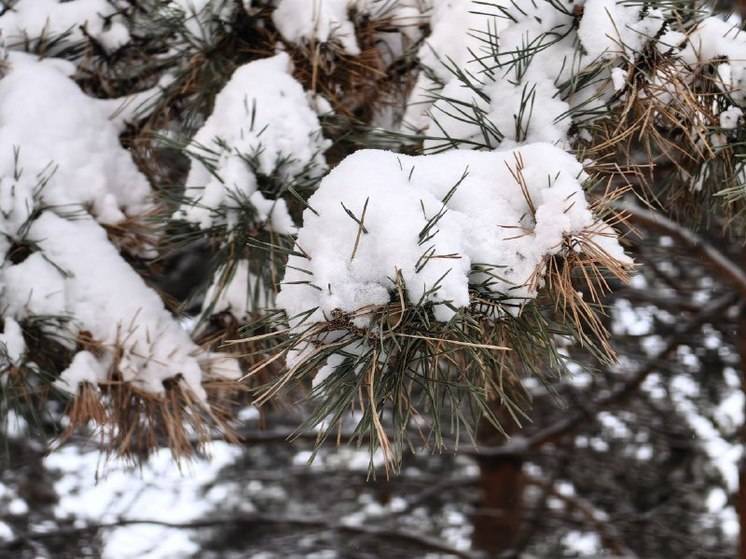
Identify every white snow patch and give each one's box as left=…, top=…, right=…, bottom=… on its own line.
left=175, top=53, right=329, bottom=233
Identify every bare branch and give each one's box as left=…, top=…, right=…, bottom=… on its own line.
left=4, top=514, right=478, bottom=559
left=471, top=292, right=738, bottom=456
left=619, top=202, right=746, bottom=297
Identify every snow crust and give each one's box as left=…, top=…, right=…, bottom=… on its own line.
left=174, top=53, right=329, bottom=234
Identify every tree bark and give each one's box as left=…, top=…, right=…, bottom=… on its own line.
left=471, top=407, right=525, bottom=554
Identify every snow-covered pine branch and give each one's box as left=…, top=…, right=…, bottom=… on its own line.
left=0, top=0, right=742, bottom=466
left=0, top=51, right=239, bottom=458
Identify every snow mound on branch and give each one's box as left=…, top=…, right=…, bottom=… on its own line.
left=0, top=56, right=151, bottom=227
left=277, top=144, right=631, bottom=326
left=272, top=0, right=426, bottom=56
left=2, top=213, right=239, bottom=398
left=0, top=0, right=131, bottom=52
left=403, top=0, right=495, bottom=133
left=0, top=56, right=238, bottom=397
left=682, top=17, right=746, bottom=106
left=403, top=1, right=664, bottom=150
left=578, top=1, right=665, bottom=61
left=273, top=0, right=360, bottom=55
left=174, top=52, right=329, bottom=233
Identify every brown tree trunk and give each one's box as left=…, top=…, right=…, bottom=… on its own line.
left=472, top=407, right=525, bottom=554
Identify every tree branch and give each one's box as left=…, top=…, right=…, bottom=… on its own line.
left=618, top=202, right=746, bottom=297
left=525, top=474, right=638, bottom=559
left=471, top=292, right=738, bottom=456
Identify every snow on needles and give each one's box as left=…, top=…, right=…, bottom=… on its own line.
left=403, top=0, right=666, bottom=150
left=271, top=0, right=426, bottom=56
left=0, top=0, right=131, bottom=52
left=272, top=0, right=361, bottom=56
left=0, top=55, right=238, bottom=398
left=404, top=2, right=746, bottom=153
left=277, top=143, right=631, bottom=329
left=0, top=55, right=151, bottom=226
left=174, top=52, right=329, bottom=234
left=682, top=16, right=746, bottom=105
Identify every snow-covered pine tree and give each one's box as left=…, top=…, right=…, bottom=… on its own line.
left=0, top=0, right=743, bottom=484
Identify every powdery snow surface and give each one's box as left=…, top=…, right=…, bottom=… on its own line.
left=0, top=55, right=151, bottom=226
left=577, top=1, right=665, bottom=61
left=175, top=52, right=329, bottom=234
left=278, top=143, right=630, bottom=329
left=0, top=0, right=131, bottom=52
left=0, top=54, right=239, bottom=397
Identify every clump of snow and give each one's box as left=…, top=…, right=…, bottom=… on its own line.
left=273, top=0, right=361, bottom=55
left=0, top=55, right=238, bottom=398
left=402, top=1, right=666, bottom=151
left=0, top=0, right=131, bottom=52
left=720, top=106, right=743, bottom=130
left=611, top=67, right=627, bottom=92
left=174, top=52, right=329, bottom=233
left=0, top=521, right=12, bottom=542
left=402, top=0, right=494, bottom=133
left=0, top=317, right=25, bottom=366
left=272, top=0, right=427, bottom=57
left=2, top=211, right=240, bottom=398
left=55, top=351, right=107, bottom=391
left=683, top=17, right=746, bottom=106
left=278, top=143, right=631, bottom=329
left=578, top=2, right=664, bottom=62
left=0, top=56, right=152, bottom=227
